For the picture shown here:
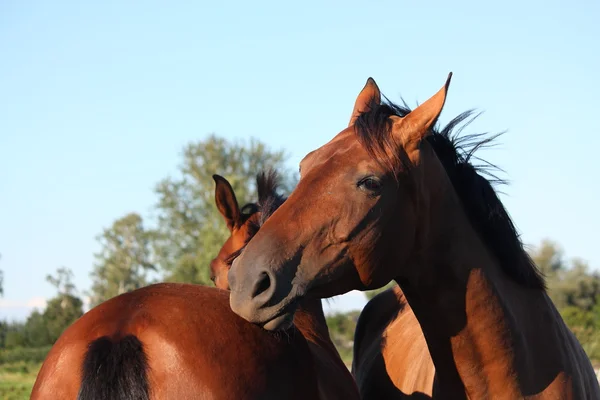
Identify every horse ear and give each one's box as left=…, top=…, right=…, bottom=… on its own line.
left=213, top=174, right=241, bottom=232
left=348, top=77, right=381, bottom=127
left=393, top=72, right=452, bottom=148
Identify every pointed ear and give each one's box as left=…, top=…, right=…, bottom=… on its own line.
left=393, top=72, right=452, bottom=148
left=348, top=77, right=381, bottom=127
left=213, top=174, right=241, bottom=231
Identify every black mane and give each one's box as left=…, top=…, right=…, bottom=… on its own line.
left=256, top=169, right=287, bottom=226
left=237, top=169, right=286, bottom=230
left=354, top=96, right=545, bottom=290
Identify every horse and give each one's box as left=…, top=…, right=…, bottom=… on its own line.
left=227, top=74, right=600, bottom=398
left=213, top=171, right=433, bottom=399
left=352, top=285, right=435, bottom=399
left=31, top=186, right=329, bottom=399
left=210, top=171, right=360, bottom=400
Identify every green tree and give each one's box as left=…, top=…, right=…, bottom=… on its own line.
left=0, top=321, right=5, bottom=347
left=89, top=213, right=155, bottom=307
left=43, top=296, right=83, bottom=343
left=554, top=259, right=600, bottom=311
left=560, top=304, right=600, bottom=360
left=530, top=239, right=564, bottom=276
left=527, top=239, right=600, bottom=361
left=44, top=267, right=84, bottom=343
left=529, top=239, right=567, bottom=307
left=530, top=240, right=600, bottom=311
left=24, top=310, right=50, bottom=347
left=152, top=134, right=295, bottom=284
left=46, top=267, right=76, bottom=297
left=4, top=322, right=27, bottom=349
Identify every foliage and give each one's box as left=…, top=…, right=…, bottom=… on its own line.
left=553, top=259, right=600, bottom=311
left=531, top=239, right=565, bottom=277
left=529, top=240, right=600, bottom=312
left=89, top=213, right=155, bottom=307
left=1, top=268, right=83, bottom=350
left=528, top=240, right=600, bottom=361
left=43, top=295, right=83, bottom=343
left=2, top=322, right=27, bottom=349
left=0, top=346, right=52, bottom=364
left=325, top=311, right=360, bottom=366
left=561, top=305, right=600, bottom=361
left=152, top=134, right=295, bottom=285
left=44, top=267, right=84, bottom=343
left=23, top=312, right=50, bottom=348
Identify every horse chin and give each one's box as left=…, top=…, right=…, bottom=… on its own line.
left=261, top=311, right=295, bottom=331
left=257, top=297, right=300, bottom=331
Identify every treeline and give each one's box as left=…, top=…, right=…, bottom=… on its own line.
left=0, top=268, right=82, bottom=350
left=1, top=135, right=599, bottom=364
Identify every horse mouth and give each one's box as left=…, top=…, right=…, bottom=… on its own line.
left=261, top=312, right=295, bottom=331
left=258, top=298, right=300, bottom=331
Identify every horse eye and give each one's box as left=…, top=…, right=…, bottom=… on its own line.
left=357, top=177, right=383, bottom=193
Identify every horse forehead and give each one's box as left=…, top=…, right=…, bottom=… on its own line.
left=217, top=236, right=236, bottom=258
left=312, top=129, right=368, bottom=165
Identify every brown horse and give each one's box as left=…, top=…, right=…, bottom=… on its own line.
left=31, top=181, right=330, bottom=399
left=352, top=285, right=435, bottom=399
left=210, top=171, right=360, bottom=400
left=227, top=75, right=600, bottom=398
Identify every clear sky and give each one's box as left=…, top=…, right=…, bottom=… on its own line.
left=1, top=0, right=599, bottom=320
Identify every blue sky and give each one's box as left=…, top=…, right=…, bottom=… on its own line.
left=1, top=0, right=599, bottom=320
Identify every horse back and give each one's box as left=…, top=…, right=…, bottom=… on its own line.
left=32, top=283, right=320, bottom=400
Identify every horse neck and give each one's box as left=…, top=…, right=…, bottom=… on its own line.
left=292, top=298, right=349, bottom=368
left=293, top=298, right=333, bottom=348
left=395, top=192, right=569, bottom=398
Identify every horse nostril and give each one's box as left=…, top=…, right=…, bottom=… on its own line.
left=251, top=271, right=272, bottom=299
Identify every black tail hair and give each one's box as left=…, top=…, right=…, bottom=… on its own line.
left=78, top=335, right=150, bottom=400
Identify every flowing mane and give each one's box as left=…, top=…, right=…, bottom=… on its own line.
left=354, top=97, right=545, bottom=290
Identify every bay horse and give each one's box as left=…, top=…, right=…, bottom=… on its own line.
left=210, top=171, right=360, bottom=400
left=227, top=75, right=600, bottom=398
left=30, top=182, right=334, bottom=399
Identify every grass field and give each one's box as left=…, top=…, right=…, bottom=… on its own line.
left=0, top=361, right=41, bottom=400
